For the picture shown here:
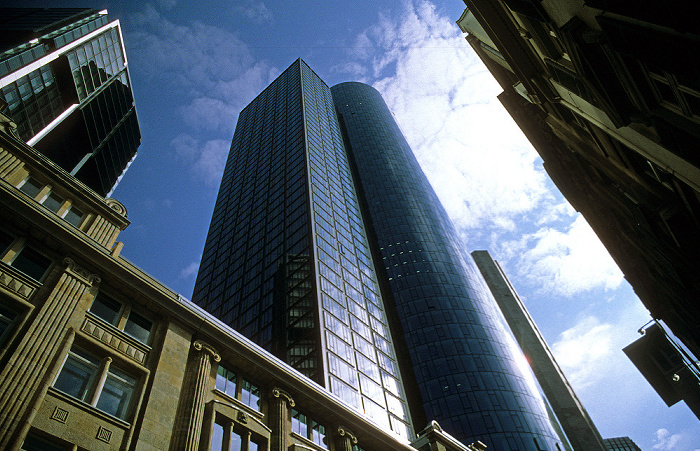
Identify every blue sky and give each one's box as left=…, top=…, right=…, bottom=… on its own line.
left=14, top=1, right=700, bottom=449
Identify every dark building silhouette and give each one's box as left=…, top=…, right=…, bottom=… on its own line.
left=193, top=59, right=564, bottom=449
left=456, top=0, right=700, bottom=369
left=0, top=8, right=141, bottom=196
left=603, top=436, right=642, bottom=451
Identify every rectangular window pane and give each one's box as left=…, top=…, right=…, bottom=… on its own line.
left=11, top=245, right=51, bottom=281
left=90, top=294, right=121, bottom=326
left=211, top=422, right=224, bottom=451
left=18, top=177, right=42, bottom=199
left=230, top=430, right=242, bottom=451
left=123, top=311, right=152, bottom=344
left=64, top=206, right=85, bottom=227
left=241, top=379, right=260, bottom=411
left=96, top=367, right=135, bottom=419
left=42, top=192, right=64, bottom=213
left=53, top=350, right=99, bottom=401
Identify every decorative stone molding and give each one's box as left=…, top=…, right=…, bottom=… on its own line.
left=81, top=317, right=147, bottom=364
left=271, top=387, right=295, bottom=407
left=63, top=258, right=100, bottom=286
left=193, top=340, right=221, bottom=362
left=238, top=410, right=248, bottom=424
left=0, top=265, right=37, bottom=300
left=50, top=407, right=69, bottom=424
left=96, top=426, right=112, bottom=443
left=336, top=426, right=358, bottom=444
left=105, top=198, right=127, bottom=217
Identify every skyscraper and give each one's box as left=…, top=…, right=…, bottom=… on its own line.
left=0, top=8, right=141, bottom=196
left=193, top=59, right=562, bottom=449
left=192, top=60, right=413, bottom=439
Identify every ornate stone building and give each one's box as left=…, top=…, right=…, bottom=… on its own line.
left=0, top=112, right=484, bottom=451
left=457, top=0, right=700, bottom=365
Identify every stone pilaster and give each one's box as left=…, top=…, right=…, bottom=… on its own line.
left=170, top=340, right=221, bottom=451
left=334, top=426, right=358, bottom=451
left=269, top=388, right=295, bottom=451
left=0, top=258, right=99, bottom=450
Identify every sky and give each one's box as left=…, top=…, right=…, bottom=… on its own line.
left=13, top=1, right=700, bottom=449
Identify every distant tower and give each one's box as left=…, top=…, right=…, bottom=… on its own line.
left=603, top=436, right=642, bottom=451
left=472, top=250, right=607, bottom=451
left=0, top=8, right=141, bottom=196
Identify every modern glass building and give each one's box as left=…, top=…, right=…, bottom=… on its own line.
left=192, top=60, right=413, bottom=439
left=193, top=59, right=563, bottom=449
left=0, top=8, right=141, bottom=196
left=332, top=83, right=561, bottom=449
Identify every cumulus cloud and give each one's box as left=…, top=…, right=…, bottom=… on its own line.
left=127, top=5, right=277, bottom=185
left=653, top=428, right=683, bottom=450
left=235, top=1, right=273, bottom=23
left=180, top=260, right=200, bottom=279
left=514, top=215, right=624, bottom=296
left=551, top=316, right=615, bottom=389
left=337, top=0, right=552, bottom=236
left=172, top=133, right=229, bottom=186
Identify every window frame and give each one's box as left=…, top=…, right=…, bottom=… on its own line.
left=290, top=408, right=327, bottom=449
left=52, top=346, right=139, bottom=422
left=89, top=292, right=154, bottom=346
left=214, top=364, right=262, bottom=412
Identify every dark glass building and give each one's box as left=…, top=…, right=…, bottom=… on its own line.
left=193, top=59, right=562, bottom=449
left=0, top=8, right=141, bottom=196
left=332, top=83, right=561, bottom=449
left=192, top=60, right=413, bottom=439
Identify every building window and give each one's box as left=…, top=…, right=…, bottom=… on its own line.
left=210, top=418, right=261, bottom=451
left=0, top=304, right=19, bottom=350
left=89, top=293, right=153, bottom=345
left=16, top=177, right=85, bottom=228
left=291, top=409, right=327, bottom=449
left=0, top=230, right=51, bottom=281
left=53, top=347, right=137, bottom=421
left=215, top=365, right=261, bottom=411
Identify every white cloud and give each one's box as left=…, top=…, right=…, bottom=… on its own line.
left=551, top=316, right=615, bottom=389
left=653, top=428, right=683, bottom=450
left=517, top=215, right=624, bottom=296
left=180, top=260, right=200, bottom=279
left=235, top=1, right=273, bottom=23
left=339, top=0, right=552, bottom=236
left=172, top=133, right=229, bottom=186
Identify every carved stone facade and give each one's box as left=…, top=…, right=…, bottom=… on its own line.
left=0, top=111, right=483, bottom=451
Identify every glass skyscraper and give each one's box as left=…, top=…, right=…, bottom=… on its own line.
left=193, top=59, right=562, bottom=449
left=0, top=8, right=141, bottom=196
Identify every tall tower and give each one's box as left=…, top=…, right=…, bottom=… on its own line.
left=192, top=60, right=413, bottom=439
left=332, top=82, right=562, bottom=449
left=0, top=8, right=141, bottom=196
left=193, top=59, right=563, bottom=449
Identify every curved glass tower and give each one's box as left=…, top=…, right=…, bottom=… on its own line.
left=331, top=82, right=562, bottom=450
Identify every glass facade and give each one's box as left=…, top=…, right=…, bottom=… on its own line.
left=331, top=82, right=563, bottom=449
left=192, top=60, right=411, bottom=438
left=0, top=9, right=141, bottom=196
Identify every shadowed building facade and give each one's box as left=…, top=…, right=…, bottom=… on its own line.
left=0, top=8, right=141, bottom=196
left=193, top=59, right=564, bottom=449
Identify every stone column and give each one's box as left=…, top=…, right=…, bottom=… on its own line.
left=334, top=426, right=358, bottom=451
left=170, top=340, right=221, bottom=451
left=269, top=388, right=295, bottom=451
left=0, top=258, right=99, bottom=450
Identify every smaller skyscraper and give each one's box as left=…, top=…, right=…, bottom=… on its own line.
left=603, top=436, right=642, bottom=451
left=0, top=8, right=141, bottom=196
